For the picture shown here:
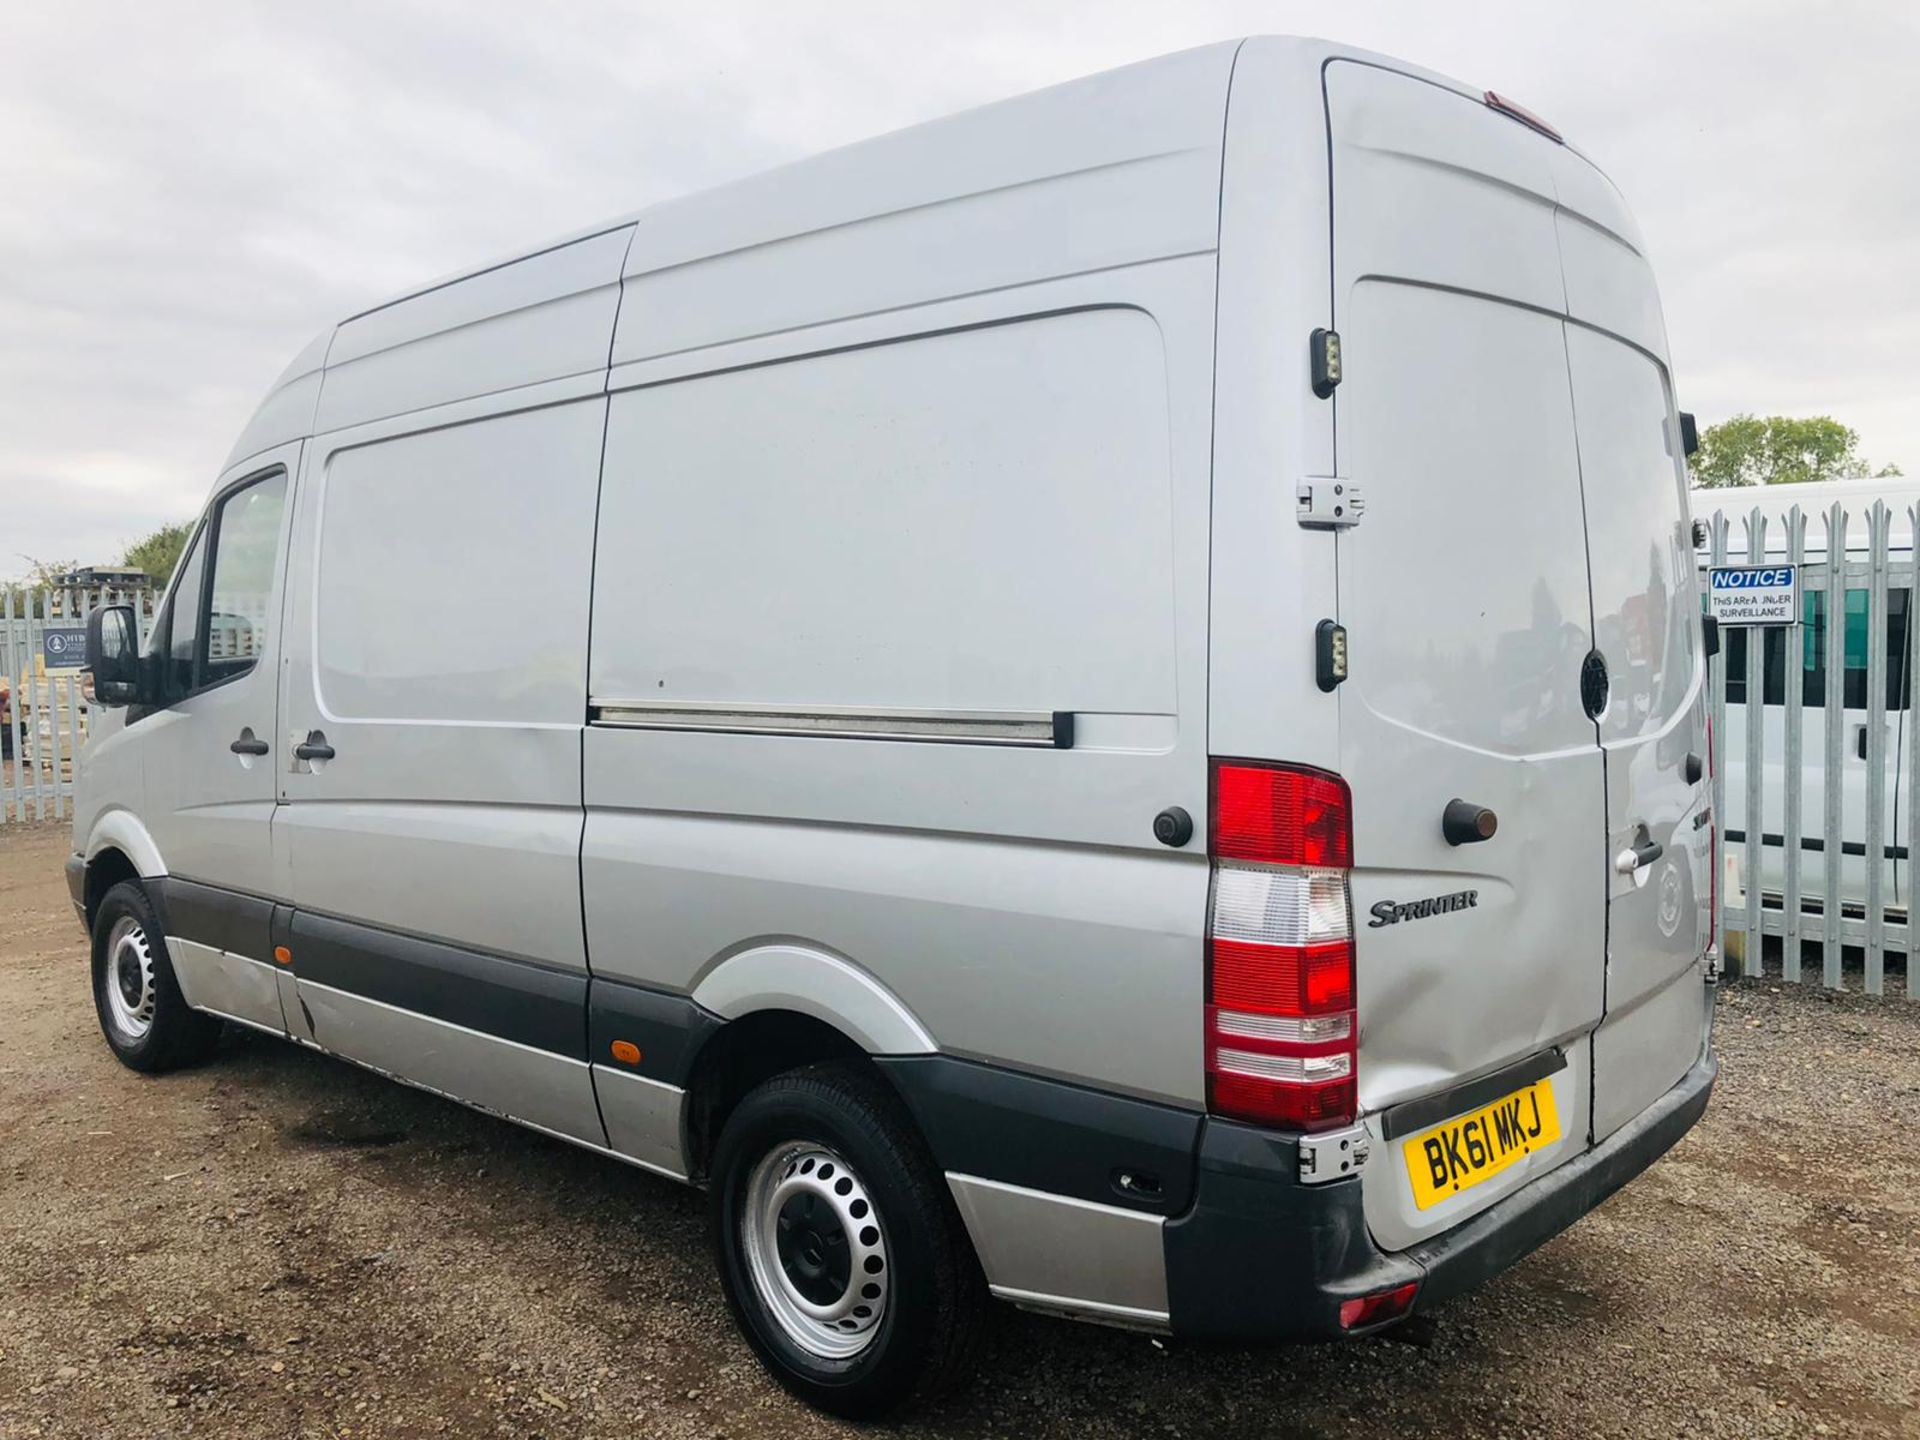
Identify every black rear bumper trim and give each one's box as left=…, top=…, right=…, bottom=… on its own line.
left=1164, top=1052, right=1716, bottom=1340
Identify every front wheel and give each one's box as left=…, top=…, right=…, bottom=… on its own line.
left=90, top=880, right=222, bottom=1073
left=710, top=1062, right=985, bottom=1418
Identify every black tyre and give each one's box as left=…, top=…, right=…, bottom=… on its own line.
left=710, top=1061, right=986, bottom=1418
left=90, top=880, right=222, bottom=1073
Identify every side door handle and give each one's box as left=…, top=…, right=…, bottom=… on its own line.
left=292, top=730, right=335, bottom=762
left=229, top=727, right=270, bottom=757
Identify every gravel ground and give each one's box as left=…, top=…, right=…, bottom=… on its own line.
left=2, top=819, right=1917, bottom=1439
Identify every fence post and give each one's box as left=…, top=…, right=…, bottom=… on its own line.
left=24, top=589, right=45, bottom=822
left=1782, top=505, right=1807, bottom=982
left=1864, top=502, right=1890, bottom=994
left=1, top=589, right=13, bottom=824
left=1743, top=508, right=1767, bottom=977
left=1823, top=504, right=1848, bottom=989
left=1709, top=511, right=1730, bottom=957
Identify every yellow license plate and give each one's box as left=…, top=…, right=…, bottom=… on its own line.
left=1402, top=1077, right=1561, bottom=1211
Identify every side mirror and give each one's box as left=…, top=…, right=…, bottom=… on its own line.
left=85, top=605, right=142, bottom=707
left=1679, top=412, right=1699, bottom=458
left=1702, top=614, right=1721, bottom=659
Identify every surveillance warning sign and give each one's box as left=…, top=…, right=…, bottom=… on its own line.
left=1707, top=566, right=1798, bottom=626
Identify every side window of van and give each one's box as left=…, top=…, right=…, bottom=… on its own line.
left=203, top=472, right=288, bottom=686
left=161, top=529, right=208, bottom=698
left=149, top=470, right=287, bottom=704
left=1724, top=587, right=1911, bottom=710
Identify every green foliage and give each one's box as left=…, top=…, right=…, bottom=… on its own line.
left=1691, top=414, right=1903, bottom=489
left=122, top=521, right=193, bottom=586
left=2, top=557, right=80, bottom=619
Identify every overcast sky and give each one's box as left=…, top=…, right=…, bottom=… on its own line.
left=2, top=0, right=1915, bottom=579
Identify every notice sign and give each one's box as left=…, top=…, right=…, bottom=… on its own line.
left=42, top=624, right=87, bottom=668
left=1708, top=565, right=1799, bottom=626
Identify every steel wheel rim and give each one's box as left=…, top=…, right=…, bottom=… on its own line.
left=742, top=1141, right=890, bottom=1360
left=102, top=915, right=157, bottom=1044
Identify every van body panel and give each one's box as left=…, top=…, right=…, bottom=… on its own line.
left=593, top=309, right=1179, bottom=717
left=277, top=398, right=603, bottom=970
left=1335, top=278, right=1607, bottom=1249
left=1206, top=39, right=1338, bottom=771
left=587, top=239, right=1219, bottom=1108
left=591, top=1065, right=689, bottom=1180
left=582, top=809, right=1210, bottom=1107
left=166, top=938, right=286, bottom=1034
left=610, top=44, right=1235, bottom=370
left=141, top=440, right=302, bottom=912
left=297, top=979, right=605, bottom=1145
left=1565, top=322, right=1713, bottom=1140
left=317, top=227, right=633, bottom=433
left=223, top=328, right=331, bottom=472
left=1326, top=62, right=1608, bottom=1248
left=947, top=1175, right=1170, bottom=1326
left=1324, top=60, right=1566, bottom=314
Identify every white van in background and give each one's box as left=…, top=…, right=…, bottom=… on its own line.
left=68, top=39, right=1715, bottom=1417
left=1695, top=476, right=1920, bottom=928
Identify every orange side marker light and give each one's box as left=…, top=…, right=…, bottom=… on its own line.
left=610, top=1040, right=642, bottom=1065
left=273, top=946, right=293, bottom=966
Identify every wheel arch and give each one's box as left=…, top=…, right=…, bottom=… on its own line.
left=679, top=945, right=939, bottom=1183
left=77, top=811, right=166, bottom=933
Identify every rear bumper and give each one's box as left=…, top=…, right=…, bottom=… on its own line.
left=1165, top=1050, right=1717, bottom=1339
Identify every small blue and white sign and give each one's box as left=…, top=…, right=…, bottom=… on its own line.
left=41, top=624, right=87, bottom=667
left=1707, top=565, right=1798, bottom=626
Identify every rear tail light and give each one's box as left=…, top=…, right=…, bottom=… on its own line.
left=1205, top=761, right=1358, bottom=1131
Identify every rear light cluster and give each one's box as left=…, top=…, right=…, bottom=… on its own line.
left=1205, top=761, right=1358, bottom=1131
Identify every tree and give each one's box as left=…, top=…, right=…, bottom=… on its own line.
left=1690, top=414, right=1902, bottom=489
left=122, top=521, right=193, bottom=586
left=2, top=556, right=80, bottom=617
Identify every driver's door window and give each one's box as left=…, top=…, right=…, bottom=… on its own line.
left=204, top=472, right=287, bottom=688
left=149, top=470, right=287, bottom=706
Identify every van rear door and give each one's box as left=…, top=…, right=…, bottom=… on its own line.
left=1554, top=169, right=1714, bottom=1140
left=1324, top=61, right=1607, bottom=1251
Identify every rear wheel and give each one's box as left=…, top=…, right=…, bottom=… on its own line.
left=710, top=1062, right=985, bottom=1418
left=90, top=880, right=222, bottom=1072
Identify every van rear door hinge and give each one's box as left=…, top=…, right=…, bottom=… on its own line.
left=1297, top=478, right=1363, bottom=529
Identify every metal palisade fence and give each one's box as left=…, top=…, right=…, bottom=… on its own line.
left=1702, top=498, right=1917, bottom=998
left=1, top=586, right=155, bottom=824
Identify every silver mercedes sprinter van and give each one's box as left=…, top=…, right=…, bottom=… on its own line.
left=67, top=38, right=1716, bottom=1417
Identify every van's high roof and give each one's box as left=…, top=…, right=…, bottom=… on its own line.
left=235, top=35, right=1629, bottom=472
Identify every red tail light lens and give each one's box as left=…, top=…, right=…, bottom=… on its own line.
left=1205, top=761, right=1357, bottom=1132
left=1213, top=763, right=1353, bottom=867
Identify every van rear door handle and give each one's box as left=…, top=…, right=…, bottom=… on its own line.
left=229, top=728, right=269, bottom=756
left=293, top=730, right=335, bottom=762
